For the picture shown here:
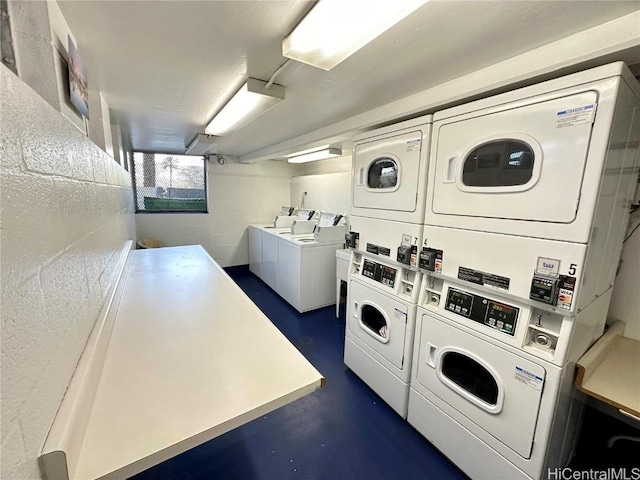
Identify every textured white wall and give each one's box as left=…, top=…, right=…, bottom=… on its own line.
left=609, top=210, right=640, bottom=340
left=0, top=65, right=135, bottom=480
left=290, top=172, right=350, bottom=215
left=135, top=160, right=294, bottom=267
left=289, top=155, right=351, bottom=215
left=7, top=0, right=59, bottom=110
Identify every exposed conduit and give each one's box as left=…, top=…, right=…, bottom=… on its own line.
left=265, top=59, right=292, bottom=89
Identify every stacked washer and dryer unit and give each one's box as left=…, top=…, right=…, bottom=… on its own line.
left=344, top=116, right=432, bottom=418
left=344, top=62, right=640, bottom=478
left=409, top=63, right=640, bottom=480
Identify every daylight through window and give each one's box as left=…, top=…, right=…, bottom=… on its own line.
left=132, top=152, right=207, bottom=213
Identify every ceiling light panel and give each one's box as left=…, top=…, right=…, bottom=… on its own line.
left=283, top=0, right=428, bottom=71
left=288, top=148, right=342, bottom=163
left=205, top=78, right=285, bottom=136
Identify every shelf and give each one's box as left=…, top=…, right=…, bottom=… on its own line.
left=576, top=321, right=640, bottom=418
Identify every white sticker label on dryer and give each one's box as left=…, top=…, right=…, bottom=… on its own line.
left=514, top=366, right=543, bottom=391
left=406, top=139, right=421, bottom=151
left=556, top=104, right=597, bottom=128
left=394, top=307, right=407, bottom=321
left=536, top=257, right=560, bottom=278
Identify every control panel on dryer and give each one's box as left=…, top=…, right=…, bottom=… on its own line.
left=445, top=287, right=519, bottom=336
left=362, top=259, right=397, bottom=288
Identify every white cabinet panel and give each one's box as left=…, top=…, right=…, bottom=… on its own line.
left=248, top=226, right=262, bottom=278
left=262, top=231, right=279, bottom=291
left=278, top=239, right=302, bottom=311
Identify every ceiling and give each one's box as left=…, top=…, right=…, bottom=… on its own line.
left=58, top=1, right=640, bottom=160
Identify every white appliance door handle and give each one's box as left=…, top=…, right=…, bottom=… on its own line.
left=443, top=156, right=457, bottom=183
left=358, top=167, right=364, bottom=186
left=425, top=343, right=437, bottom=368
left=353, top=301, right=359, bottom=318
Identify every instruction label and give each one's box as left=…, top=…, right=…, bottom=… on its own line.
left=366, top=243, right=390, bottom=257
left=515, top=366, right=543, bottom=391
left=556, top=104, right=597, bottom=128
left=458, top=267, right=510, bottom=291
left=406, top=139, right=421, bottom=151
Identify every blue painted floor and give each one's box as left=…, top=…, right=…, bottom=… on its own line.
left=132, top=266, right=467, bottom=480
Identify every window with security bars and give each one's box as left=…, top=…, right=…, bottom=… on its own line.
left=132, top=152, right=207, bottom=213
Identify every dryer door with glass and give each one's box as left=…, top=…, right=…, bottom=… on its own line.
left=352, top=129, right=424, bottom=214
left=431, top=91, right=598, bottom=224
left=346, top=279, right=409, bottom=369
left=414, top=312, right=546, bottom=459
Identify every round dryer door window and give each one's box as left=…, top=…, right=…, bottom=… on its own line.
left=361, top=304, right=389, bottom=339
left=440, top=351, right=499, bottom=406
left=462, top=140, right=534, bottom=187
left=368, top=157, right=398, bottom=189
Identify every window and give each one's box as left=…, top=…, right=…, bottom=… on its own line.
left=441, top=351, right=499, bottom=405
left=462, top=140, right=534, bottom=187
left=368, top=157, right=398, bottom=189
left=361, top=304, right=388, bottom=339
left=132, top=152, right=207, bottom=213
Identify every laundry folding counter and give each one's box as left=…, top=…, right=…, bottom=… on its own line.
left=40, top=245, right=325, bottom=480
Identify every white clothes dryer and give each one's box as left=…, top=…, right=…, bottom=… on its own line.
left=425, top=62, right=640, bottom=245
left=344, top=251, right=422, bottom=418
left=351, top=114, right=431, bottom=225
left=421, top=62, right=640, bottom=348
left=408, top=282, right=582, bottom=480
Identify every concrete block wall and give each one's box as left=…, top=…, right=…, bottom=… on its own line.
left=135, top=159, right=293, bottom=267
left=290, top=155, right=352, bottom=215
left=0, top=65, right=135, bottom=479
left=290, top=172, right=350, bottom=215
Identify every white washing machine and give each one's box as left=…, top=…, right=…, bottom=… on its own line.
left=408, top=280, right=581, bottom=480
left=347, top=115, right=432, bottom=261
left=344, top=251, right=422, bottom=418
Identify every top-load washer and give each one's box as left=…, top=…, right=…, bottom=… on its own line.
left=347, top=115, right=432, bottom=263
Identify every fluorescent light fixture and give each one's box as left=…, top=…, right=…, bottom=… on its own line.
left=283, top=0, right=428, bottom=71
left=286, top=144, right=330, bottom=157
left=288, top=148, right=342, bottom=163
left=185, top=134, right=218, bottom=155
left=205, top=78, right=285, bottom=136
